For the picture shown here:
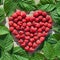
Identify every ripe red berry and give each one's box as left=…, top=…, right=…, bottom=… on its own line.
left=22, top=19, right=26, bottom=22
left=25, top=46, right=29, bottom=51
left=25, top=36, right=30, bottom=40
left=20, top=34, right=25, bottom=38
left=40, top=22, right=44, bottom=26
left=36, top=40, right=41, bottom=45
left=34, top=36, right=38, bottom=40
left=41, top=26, right=46, bottom=31
left=38, top=33, right=43, bottom=37
left=28, top=42, right=32, bottom=47
left=47, top=23, right=52, bottom=28
left=30, top=34, right=34, bottom=37
left=45, top=27, right=50, bottom=32
left=30, top=17, right=35, bottom=21
left=13, top=23, right=17, bottom=28
left=21, top=42, right=26, bottom=47
left=40, top=37, right=45, bottom=42
left=17, top=21, right=22, bottom=26
left=29, top=47, right=34, bottom=52
left=42, top=12, right=47, bottom=17
left=44, top=22, right=48, bottom=27
left=33, top=12, right=39, bottom=17
left=38, top=16, right=43, bottom=20
left=15, top=34, right=20, bottom=39
left=35, top=18, right=39, bottom=22
left=25, top=16, right=30, bottom=21
left=17, top=16, right=22, bottom=20
left=42, top=18, right=46, bottom=22
left=34, top=33, right=37, bottom=36
left=30, top=38, right=35, bottom=42
left=27, top=22, right=32, bottom=27
left=48, top=19, right=52, bottom=23
left=16, top=10, right=21, bottom=16
left=9, top=21, right=13, bottom=26
left=19, top=31, right=24, bottom=35
left=38, top=28, right=42, bottom=32
left=18, top=39, right=23, bottom=44
left=14, top=18, right=18, bottom=23
left=25, top=26, right=30, bottom=32
left=46, top=15, right=51, bottom=20
left=21, top=11, right=26, bottom=18
left=37, top=10, right=42, bottom=15
left=12, top=30, right=18, bottom=35
left=16, top=25, right=20, bottom=30
left=12, top=13, right=17, bottom=18
left=9, top=17, right=13, bottom=21
left=25, top=32, right=30, bottom=36
left=33, top=42, right=37, bottom=48
left=24, top=40, right=28, bottom=43
left=9, top=27, right=14, bottom=32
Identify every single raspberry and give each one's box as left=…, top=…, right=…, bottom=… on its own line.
left=29, top=47, right=34, bottom=52
left=30, top=38, right=35, bottom=42
left=33, top=42, right=37, bottom=48
left=28, top=42, right=32, bottom=47
left=16, top=10, right=21, bottom=16
left=12, top=30, right=18, bottom=35
left=27, top=22, right=32, bottom=27
left=42, top=18, right=46, bottom=22
left=12, top=13, right=17, bottom=18
left=45, top=27, right=50, bottom=32
left=33, top=12, right=39, bottom=17
left=9, top=21, right=13, bottom=26
left=18, top=39, right=23, bottom=44
left=25, top=46, right=29, bottom=51
left=37, top=10, right=42, bottom=15
left=9, top=17, right=13, bottom=21
left=38, top=16, right=43, bottom=20
left=42, top=12, right=47, bottom=17
left=9, top=27, right=14, bottom=32
left=36, top=40, right=41, bottom=45
left=40, top=37, right=45, bottom=42
left=17, top=16, right=22, bottom=20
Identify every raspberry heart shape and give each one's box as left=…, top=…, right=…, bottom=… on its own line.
left=9, top=10, right=52, bottom=53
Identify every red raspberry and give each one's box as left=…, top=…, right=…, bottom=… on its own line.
left=25, top=46, right=29, bottom=51
left=18, top=39, right=23, bottom=44
left=45, top=27, right=50, bottom=32
left=16, top=10, right=21, bottom=16
left=27, top=22, right=32, bottom=27
left=25, top=36, right=30, bottom=40
left=48, top=19, right=52, bottom=23
left=9, top=27, right=14, bottom=32
left=42, top=18, right=46, bottom=22
left=36, top=40, right=41, bottom=45
left=28, top=42, right=32, bottom=47
left=21, top=11, right=26, bottom=18
left=34, top=36, right=38, bottom=40
left=30, top=38, right=35, bottom=42
left=25, top=26, right=30, bottom=32
left=33, top=12, right=39, bottom=17
left=30, top=34, right=34, bottom=37
left=34, top=33, right=37, bottom=36
left=17, top=21, right=22, bottom=26
left=12, top=30, right=18, bottom=35
left=24, top=40, right=28, bottom=43
left=30, top=17, right=35, bottom=21
left=44, top=22, right=48, bottom=27
left=25, top=32, right=30, bottom=36
left=20, top=34, right=25, bottom=38
left=15, top=34, right=20, bottom=39
left=22, top=19, right=26, bottom=22
left=41, top=26, right=46, bottom=31
left=14, top=18, right=18, bottom=23
left=17, top=16, right=22, bottom=20
left=12, top=13, right=17, bottom=18
left=21, top=26, right=25, bottom=30
left=40, top=22, right=44, bottom=26
left=29, top=47, right=34, bottom=52
left=38, top=33, right=43, bottom=37
left=38, top=28, right=42, bottom=32
left=47, top=24, right=52, bottom=28
left=33, top=43, right=37, bottom=48
left=46, top=15, right=51, bottom=20
left=9, top=21, right=13, bottom=26
left=37, top=10, right=42, bottom=15
left=35, top=18, right=39, bottom=22
left=16, top=25, right=20, bottom=30
left=40, top=37, right=45, bottom=42
left=13, top=23, right=17, bottom=28
left=38, top=16, right=43, bottom=20
left=21, top=42, right=26, bottom=47
left=25, top=16, right=30, bottom=21
left=9, top=17, right=13, bottom=21
left=42, top=12, right=47, bottom=17
left=19, top=31, right=24, bottom=35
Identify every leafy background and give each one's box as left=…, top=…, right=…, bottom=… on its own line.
left=0, top=0, right=60, bottom=60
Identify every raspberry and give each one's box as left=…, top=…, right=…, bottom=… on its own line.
left=24, top=40, right=28, bottom=43
left=25, top=46, right=29, bottom=51
left=12, top=13, right=17, bottom=18
left=14, top=18, right=18, bottom=23
left=9, top=21, right=13, bottom=26
left=46, top=15, right=51, bottom=20
left=41, top=26, right=46, bottom=31
left=42, top=18, right=46, bottom=22
left=16, top=10, right=21, bottom=16
left=36, top=40, right=41, bottom=45
left=25, top=36, right=30, bottom=40
left=15, top=34, right=20, bottom=39
left=45, top=27, right=50, bottom=32
left=29, top=47, right=34, bottom=52
left=12, top=30, right=18, bottom=35
left=25, top=16, right=30, bottom=21
left=48, top=19, right=52, bottom=23
left=38, top=16, right=43, bottom=20
left=30, top=17, right=35, bottom=21
left=47, top=24, right=52, bottom=28
left=34, top=36, right=38, bottom=40
left=40, top=37, right=45, bottom=42
left=37, top=10, right=42, bottom=15
left=30, top=34, right=34, bottom=37
left=21, top=11, right=26, bottom=18
left=18, top=39, right=23, bottom=44
left=28, top=42, right=32, bottom=47
left=40, top=22, right=44, bottom=26
left=44, top=22, right=48, bottom=27
left=38, top=33, right=43, bottom=37
left=21, top=42, right=26, bottom=47
left=22, top=19, right=26, bottom=22
left=13, top=23, right=17, bottom=28
left=33, top=12, right=39, bottom=17
left=16, top=25, right=20, bottom=30
left=38, top=28, right=42, bottom=32
left=25, top=32, right=30, bottom=36
left=33, top=43, right=37, bottom=48
left=19, top=31, right=24, bottom=35
left=34, top=33, right=37, bottom=36
left=30, top=38, right=35, bottom=42
left=25, top=26, right=30, bottom=32
left=9, top=27, right=14, bottom=32
left=9, top=17, right=13, bottom=21
left=42, top=12, right=47, bottom=17
left=17, top=21, right=22, bottom=26
left=20, top=34, right=25, bottom=38
left=17, top=16, right=22, bottom=20
left=35, top=18, right=39, bottom=22
left=27, top=22, right=32, bottom=27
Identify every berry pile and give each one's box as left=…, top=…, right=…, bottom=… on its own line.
left=9, top=10, right=52, bottom=52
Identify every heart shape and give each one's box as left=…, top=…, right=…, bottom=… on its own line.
left=9, top=10, right=52, bottom=52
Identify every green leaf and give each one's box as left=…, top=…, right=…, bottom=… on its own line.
left=42, top=42, right=55, bottom=59
left=0, top=6, right=5, bottom=23
left=18, top=1, right=36, bottom=12
left=1, top=52, right=12, bottom=60
left=0, top=0, right=3, bottom=5
left=4, top=0, right=17, bottom=16
left=13, top=46, right=29, bottom=58
left=0, top=25, right=9, bottom=35
left=30, top=52, right=45, bottom=60
left=0, top=33, right=13, bottom=51
left=12, top=54, right=28, bottom=60
left=54, top=41, right=60, bottom=58
left=57, top=7, right=60, bottom=15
